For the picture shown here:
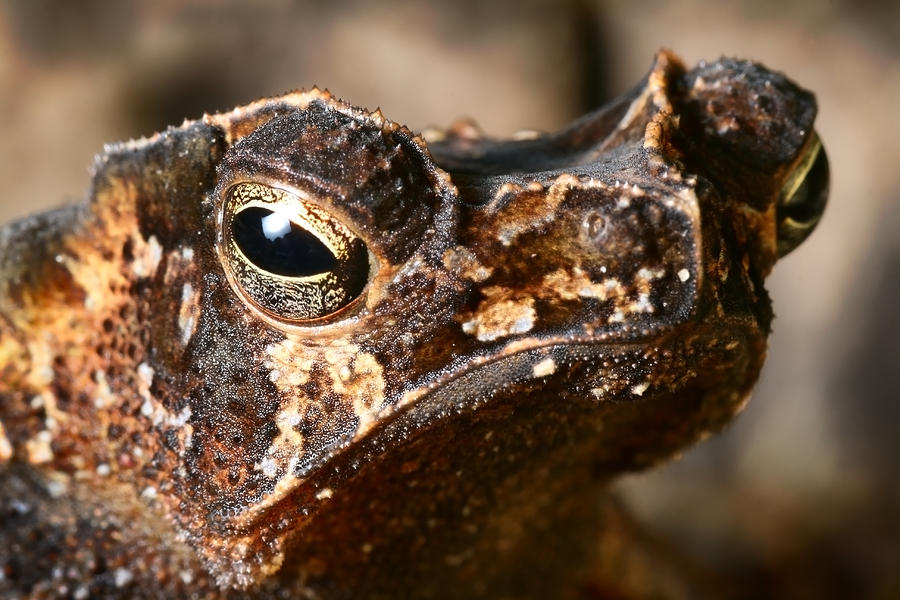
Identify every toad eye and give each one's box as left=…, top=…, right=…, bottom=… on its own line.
left=776, top=133, right=829, bottom=257
left=220, top=182, right=372, bottom=323
left=232, top=207, right=337, bottom=277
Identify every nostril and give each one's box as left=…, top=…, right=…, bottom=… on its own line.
left=583, top=211, right=609, bottom=242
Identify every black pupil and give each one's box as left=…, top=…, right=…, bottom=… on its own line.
left=232, top=207, right=337, bottom=277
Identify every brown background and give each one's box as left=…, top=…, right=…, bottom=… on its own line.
left=1, top=1, right=898, bottom=596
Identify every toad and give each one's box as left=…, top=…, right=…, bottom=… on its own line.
left=0, top=50, right=827, bottom=599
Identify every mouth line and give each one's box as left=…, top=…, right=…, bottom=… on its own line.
left=225, top=328, right=677, bottom=528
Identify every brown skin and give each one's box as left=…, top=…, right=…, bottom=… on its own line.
left=0, top=51, right=825, bottom=598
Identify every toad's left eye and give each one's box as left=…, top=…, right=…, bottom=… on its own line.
left=232, top=206, right=337, bottom=278
left=220, top=182, right=371, bottom=323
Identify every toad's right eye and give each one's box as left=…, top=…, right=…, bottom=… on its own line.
left=219, top=182, right=372, bottom=323
left=231, top=206, right=337, bottom=278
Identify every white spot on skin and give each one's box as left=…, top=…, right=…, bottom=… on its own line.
left=140, top=399, right=154, bottom=418
left=632, top=293, right=654, bottom=313
left=0, top=421, right=12, bottom=462
left=329, top=351, right=387, bottom=436
left=316, top=488, right=334, bottom=500
left=678, top=268, right=691, bottom=282
left=45, top=479, right=67, bottom=498
left=93, top=370, right=114, bottom=408
left=542, top=268, right=621, bottom=303
left=137, top=362, right=154, bottom=387
left=132, top=235, right=162, bottom=278
left=259, top=457, right=279, bottom=478
left=491, top=182, right=522, bottom=204
left=114, top=568, right=133, bottom=588
left=181, top=246, right=194, bottom=261
left=167, top=406, right=192, bottom=428
left=25, top=430, right=53, bottom=464
left=631, top=381, right=650, bottom=396
left=96, top=463, right=110, bottom=476
left=141, top=486, right=157, bottom=499
left=636, top=267, right=660, bottom=281
left=136, top=363, right=170, bottom=426
left=462, top=288, right=536, bottom=342
left=512, top=314, right=534, bottom=334
left=620, top=268, right=664, bottom=316
left=178, top=282, right=199, bottom=346
left=442, top=246, right=493, bottom=282
left=532, top=357, right=557, bottom=378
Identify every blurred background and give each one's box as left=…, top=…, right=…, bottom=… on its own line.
left=0, top=0, right=897, bottom=597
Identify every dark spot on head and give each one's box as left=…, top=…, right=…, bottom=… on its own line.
left=213, top=452, right=227, bottom=468
left=102, top=318, right=114, bottom=334
left=122, top=239, right=134, bottom=263
left=757, top=94, right=774, bottom=114
left=298, top=406, right=322, bottom=437
left=164, top=429, right=179, bottom=451
left=149, top=375, right=164, bottom=398
left=228, top=467, right=241, bottom=484
left=150, top=451, right=166, bottom=470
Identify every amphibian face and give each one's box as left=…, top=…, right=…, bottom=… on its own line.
left=0, top=51, right=826, bottom=599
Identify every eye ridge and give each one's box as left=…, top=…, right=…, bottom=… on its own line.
left=232, top=206, right=337, bottom=278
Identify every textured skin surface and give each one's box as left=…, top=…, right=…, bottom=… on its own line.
left=0, top=51, right=823, bottom=598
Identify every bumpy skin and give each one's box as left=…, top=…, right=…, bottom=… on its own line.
left=0, top=51, right=821, bottom=599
